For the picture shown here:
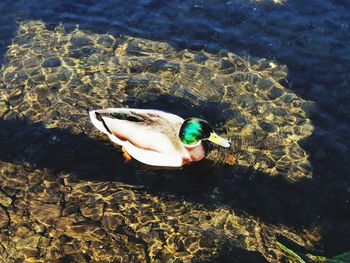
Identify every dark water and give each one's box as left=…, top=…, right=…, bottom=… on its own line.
left=0, top=0, right=349, bottom=262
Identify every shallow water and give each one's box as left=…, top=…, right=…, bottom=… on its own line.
left=0, top=1, right=349, bottom=262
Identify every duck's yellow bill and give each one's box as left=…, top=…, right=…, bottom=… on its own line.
left=208, top=132, right=231, bottom=148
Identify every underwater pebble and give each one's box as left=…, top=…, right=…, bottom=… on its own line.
left=0, top=101, right=9, bottom=117
left=259, top=121, right=276, bottom=133
left=268, top=86, right=284, bottom=99
left=0, top=191, right=12, bottom=207
left=97, top=35, right=115, bottom=48
left=14, top=234, right=41, bottom=250
left=23, top=56, right=43, bottom=69
left=70, top=36, right=93, bottom=47
left=42, top=57, right=61, bottom=68
left=81, top=203, right=104, bottom=221
left=0, top=206, right=9, bottom=228
left=46, top=73, right=59, bottom=84
left=30, top=202, right=62, bottom=226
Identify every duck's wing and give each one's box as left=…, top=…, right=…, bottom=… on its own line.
left=89, top=108, right=184, bottom=154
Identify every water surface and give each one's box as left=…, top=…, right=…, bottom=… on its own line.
left=0, top=1, right=349, bottom=262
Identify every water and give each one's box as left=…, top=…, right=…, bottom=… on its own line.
left=0, top=1, right=349, bottom=262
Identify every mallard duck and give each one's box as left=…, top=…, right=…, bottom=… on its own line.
left=89, top=108, right=231, bottom=167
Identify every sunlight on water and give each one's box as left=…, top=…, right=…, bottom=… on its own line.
left=1, top=21, right=314, bottom=181
left=0, top=21, right=318, bottom=262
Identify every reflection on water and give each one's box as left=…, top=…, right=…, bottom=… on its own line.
left=0, top=21, right=319, bottom=262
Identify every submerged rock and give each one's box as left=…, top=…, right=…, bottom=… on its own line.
left=42, top=57, right=61, bottom=68
left=0, top=192, right=12, bottom=207
left=0, top=207, right=9, bottom=228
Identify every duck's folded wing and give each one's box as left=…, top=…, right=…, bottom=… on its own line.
left=90, top=108, right=144, bottom=132
left=89, top=108, right=182, bottom=153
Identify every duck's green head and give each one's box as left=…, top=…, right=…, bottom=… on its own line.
left=179, top=118, right=231, bottom=147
